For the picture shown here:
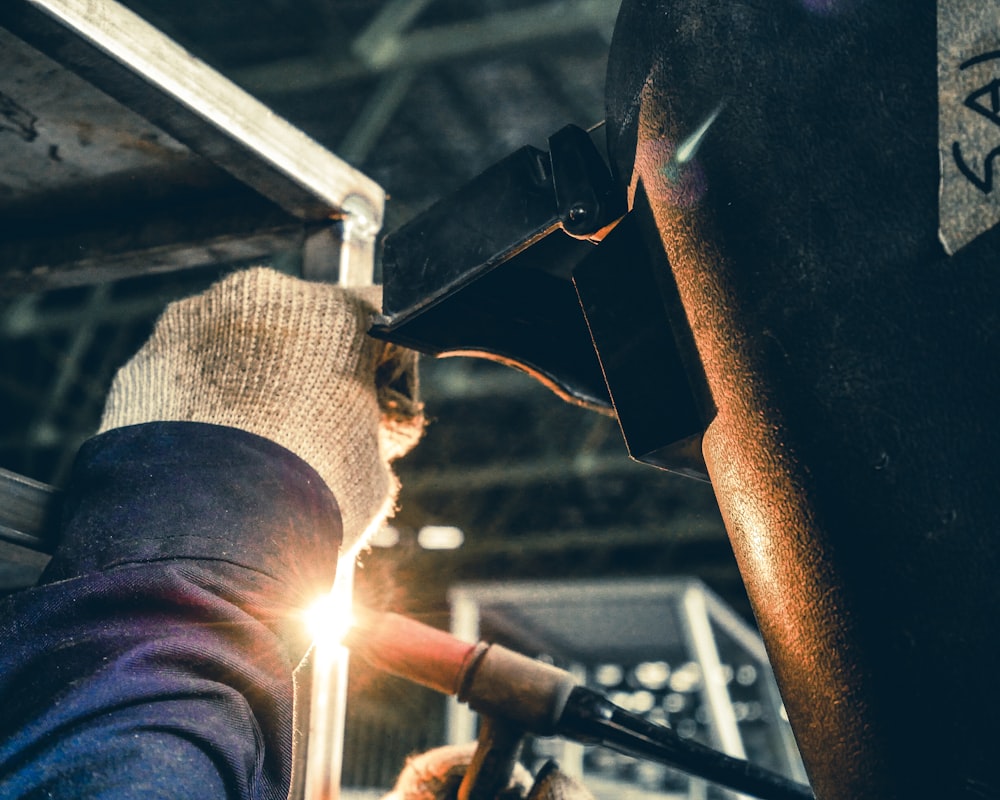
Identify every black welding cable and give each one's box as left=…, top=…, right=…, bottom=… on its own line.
left=556, top=687, right=815, bottom=800
left=345, top=612, right=813, bottom=800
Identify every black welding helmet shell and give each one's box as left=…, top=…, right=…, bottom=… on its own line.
left=603, top=1, right=1000, bottom=798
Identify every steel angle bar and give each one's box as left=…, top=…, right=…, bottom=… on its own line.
left=0, top=467, right=59, bottom=554
left=0, top=206, right=314, bottom=295
left=0, top=0, right=384, bottom=228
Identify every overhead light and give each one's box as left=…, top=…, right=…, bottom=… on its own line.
left=417, top=525, right=464, bottom=550
left=593, top=663, right=624, bottom=687
left=669, top=661, right=702, bottom=693
left=370, top=525, right=400, bottom=548
left=633, top=660, right=671, bottom=691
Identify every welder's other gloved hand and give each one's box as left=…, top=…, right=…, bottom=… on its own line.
left=97, top=266, right=424, bottom=555
left=384, top=743, right=531, bottom=800
left=384, top=744, right=596, bottom=800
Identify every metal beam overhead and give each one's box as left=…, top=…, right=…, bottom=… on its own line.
left=0, top=0, right=385, bottom=225
left=404, top=451, right=657, bottom=493
left=233, top=0, right=621, bottom=94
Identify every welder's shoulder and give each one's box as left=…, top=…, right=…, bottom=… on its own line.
left=44, top=420, right=342, bottom=590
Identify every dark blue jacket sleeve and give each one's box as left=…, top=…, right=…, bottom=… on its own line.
left=0, top=422, right=342, bottom=800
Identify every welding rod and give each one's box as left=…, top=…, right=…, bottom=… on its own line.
left=344, top=608, right=814, bottom=800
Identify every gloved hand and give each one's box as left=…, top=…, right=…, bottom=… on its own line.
left=384, top=743, right=595, bottom=800
left=97, top=266, right=424, bottom=555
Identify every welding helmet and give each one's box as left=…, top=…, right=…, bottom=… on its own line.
left=603, top=1, right=1000, bottom=797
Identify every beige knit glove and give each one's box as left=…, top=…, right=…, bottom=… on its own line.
left=97, top=267, right=424, bottom=554
left=384, top=744, right=595, bottom=800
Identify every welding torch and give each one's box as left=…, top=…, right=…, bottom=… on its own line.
left=345, top=608, right=813, bottom=800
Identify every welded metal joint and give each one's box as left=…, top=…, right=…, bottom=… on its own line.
left=337, top=194, right=382, bottom=288
left=0, top=0, right=387, bottom=225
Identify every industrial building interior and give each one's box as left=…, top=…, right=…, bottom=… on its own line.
left=1, top=0, right=744, bottom=619
left=6, top=2, right=1000, bottom=798
left=0, top=0, right=798, bottom=797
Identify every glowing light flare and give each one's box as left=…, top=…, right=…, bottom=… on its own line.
left=304, top=590, right=357, bottom=650
left=636, top=137, right=708, bottom=208
left=634, top=100, right=724, bottom=209
left=297, top=559, right=355, bottom=800
left=675, top=104, right=724, bottom=165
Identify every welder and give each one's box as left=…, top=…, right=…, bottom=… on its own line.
left=0, top=267, right=590, bottom=800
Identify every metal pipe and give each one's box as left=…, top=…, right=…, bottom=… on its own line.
left=0, top=467, right=59, bottom=553
left=457, top=715, right=525, bottom=800
left=295, top=559, right=356, bottom=800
